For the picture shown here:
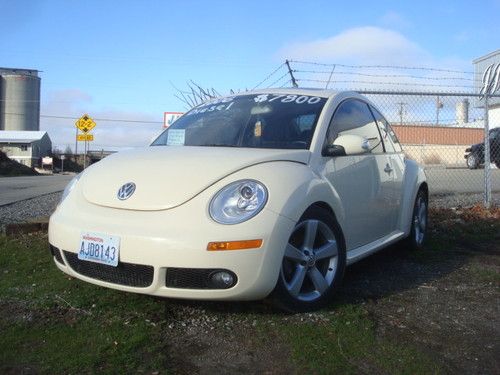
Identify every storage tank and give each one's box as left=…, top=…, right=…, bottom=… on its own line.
left=456, top=99, right=469, bottom=125
left=0, top=69, right=40, bottom=131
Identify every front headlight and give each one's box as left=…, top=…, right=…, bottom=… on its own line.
left=209, top=180, right=268, bottom=224
left=59, top=173, right=82, bottom=204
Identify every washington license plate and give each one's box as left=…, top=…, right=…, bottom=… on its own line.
left=78, top=232, right=120, bottom=267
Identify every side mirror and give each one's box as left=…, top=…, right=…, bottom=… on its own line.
left=323, top=134, right=370, bottom=157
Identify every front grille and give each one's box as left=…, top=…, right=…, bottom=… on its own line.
left=166, top=268, right=237, bottom=289
left=50, top=245, right=65, bottom=265
left=63, top=251, right=154, bottom=288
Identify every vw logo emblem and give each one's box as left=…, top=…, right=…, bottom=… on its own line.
left=117, top=182, right=136, bottom=200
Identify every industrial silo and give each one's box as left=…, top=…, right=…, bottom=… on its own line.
left=0, top=68, right=41, bottom=131
left=455, top=99, right=469, bottom=125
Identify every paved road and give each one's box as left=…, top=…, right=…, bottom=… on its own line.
left=425, top=168, right=500, bottom=194
left=0, top=174, right=74, bottom=206
left=0, top=168, right=498, bottom=207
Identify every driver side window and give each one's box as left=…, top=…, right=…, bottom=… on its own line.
left=326, top=99, right=383, bottom=154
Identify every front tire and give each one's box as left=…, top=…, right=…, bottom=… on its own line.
left=466, top=153, right=479, bottom=169
left=271, top=206, right=346, bottom=313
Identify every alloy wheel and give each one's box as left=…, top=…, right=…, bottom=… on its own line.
left=280, top=219, right=339, bottom=302
left=413, top=196, right=427, bottom=245
left=467, top=154, right=477, bottom=169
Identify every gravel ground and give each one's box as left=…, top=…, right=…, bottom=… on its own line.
left=0, top=192, right=61, bottom=229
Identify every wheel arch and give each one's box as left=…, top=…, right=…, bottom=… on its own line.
left=304, top=201, right=347, bottom=252
left=398, top=159, right=428, bottom=236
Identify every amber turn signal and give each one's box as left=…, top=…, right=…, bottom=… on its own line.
left=207, top=239, right=263, bottom=251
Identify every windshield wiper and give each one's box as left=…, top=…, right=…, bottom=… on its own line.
left=202, top=144, right=239, bottom=147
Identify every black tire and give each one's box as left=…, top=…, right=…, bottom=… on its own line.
left=495, top=161, right=500, bottom=169
left=466, top=153, right=479, bottom=169
left=404, top=189, right=428, bottom=251
left=271, top=206, right=346, bottom=313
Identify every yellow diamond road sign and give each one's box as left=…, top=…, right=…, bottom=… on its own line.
left=77, top=134, right=94, bottom=141
left=76, top=114, right=96, bottom=133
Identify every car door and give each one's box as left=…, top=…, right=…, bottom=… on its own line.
left=370, top=105, right=405, bottom=231
left=320, top=99, right=395, bottom=251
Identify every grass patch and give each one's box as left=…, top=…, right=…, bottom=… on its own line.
left=409, top=207, right=500, bottom=263
left=0, top=234, right=168, bottom=374
left=468, top=264, right=500, bottom=283
left=1, top=319, right=162, bottom=374
left=1, top=203, right=498, bottom=375
left=277, top=304, right=441, bottom=375
left=429, top=207, right=500, bottom=244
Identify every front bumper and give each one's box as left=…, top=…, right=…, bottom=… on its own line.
left=48, top=186, right=295, bottom=301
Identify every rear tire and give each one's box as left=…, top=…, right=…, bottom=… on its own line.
left=271, top=206, right=346, bottom=313
left=404, top=189, right=428, bottom=251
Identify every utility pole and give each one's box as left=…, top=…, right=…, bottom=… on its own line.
left=285, top=60, right=298, bottom=88
left=397, top=102, right=407, bottom=125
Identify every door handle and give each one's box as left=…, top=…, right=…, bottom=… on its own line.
left=384, top=163, right=393, bottom=173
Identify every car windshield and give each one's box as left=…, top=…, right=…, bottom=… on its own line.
left=151, top=93, right=328, bottom=150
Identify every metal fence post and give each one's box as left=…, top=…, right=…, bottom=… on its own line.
left=483, top=95, right=491, bottom=209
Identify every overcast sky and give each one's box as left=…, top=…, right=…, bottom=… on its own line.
left=1, top=0, right=499, bottom=151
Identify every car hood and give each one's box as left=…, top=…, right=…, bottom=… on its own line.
left=469, top=143, right=484, bottom=152
left=81, top=146, right=310, bottom=211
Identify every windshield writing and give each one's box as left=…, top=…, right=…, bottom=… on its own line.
left=151, top=94, right=327, bottom=150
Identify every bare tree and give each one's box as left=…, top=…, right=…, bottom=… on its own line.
left=172, top=81, right=225, bottom=109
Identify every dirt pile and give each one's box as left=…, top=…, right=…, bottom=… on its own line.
left=0, top=151, right=39, bottom=176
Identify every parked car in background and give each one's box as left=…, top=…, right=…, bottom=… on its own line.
left=465, top=127, right=500, bottom=169
left=49, top=89, right=428, bottom=312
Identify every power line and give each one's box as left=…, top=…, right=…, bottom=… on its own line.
left=2, top=112, right=162, bottom=124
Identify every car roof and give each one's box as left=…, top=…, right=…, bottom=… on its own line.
left=228, top=88, right=355, bottom=100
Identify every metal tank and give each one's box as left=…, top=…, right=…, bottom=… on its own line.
left=0, top=69, right=41, bottom=131
left=456, top=99, right=469, bottom=125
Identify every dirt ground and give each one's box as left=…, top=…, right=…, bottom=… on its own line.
left=1, top=206, right=498, bottom=374
left=159, top=206, right=500, bottom=374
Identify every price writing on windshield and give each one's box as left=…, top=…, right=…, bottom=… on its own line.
left=253, top=94, right=322, bottom=104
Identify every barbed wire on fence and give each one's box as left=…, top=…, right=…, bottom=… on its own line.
left=252, top=63, right=286, bottom=90
left=293, top=70, right=474, bottom=81
left=266, top=59, right=486, bottom=93
left=288, top=60, right=479, bottom=75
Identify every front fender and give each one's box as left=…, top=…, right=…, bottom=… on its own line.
left=225, top=161, right=346, bottom=231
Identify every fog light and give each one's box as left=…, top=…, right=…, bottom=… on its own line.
left=210, top=271, right=236, bottom=289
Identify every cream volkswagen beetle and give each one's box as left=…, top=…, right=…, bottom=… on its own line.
left=49, top=89, right=428, bottom=312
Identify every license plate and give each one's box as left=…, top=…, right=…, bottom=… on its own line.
left=78, top=232, right=120, bottom=267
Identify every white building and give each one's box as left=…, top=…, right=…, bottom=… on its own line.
left=473, top=49, right=500, bottom=129
left=0, top=130, right=52, bottom=167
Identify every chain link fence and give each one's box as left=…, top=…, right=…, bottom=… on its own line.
left=358, top=91, right=500, bottom=208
